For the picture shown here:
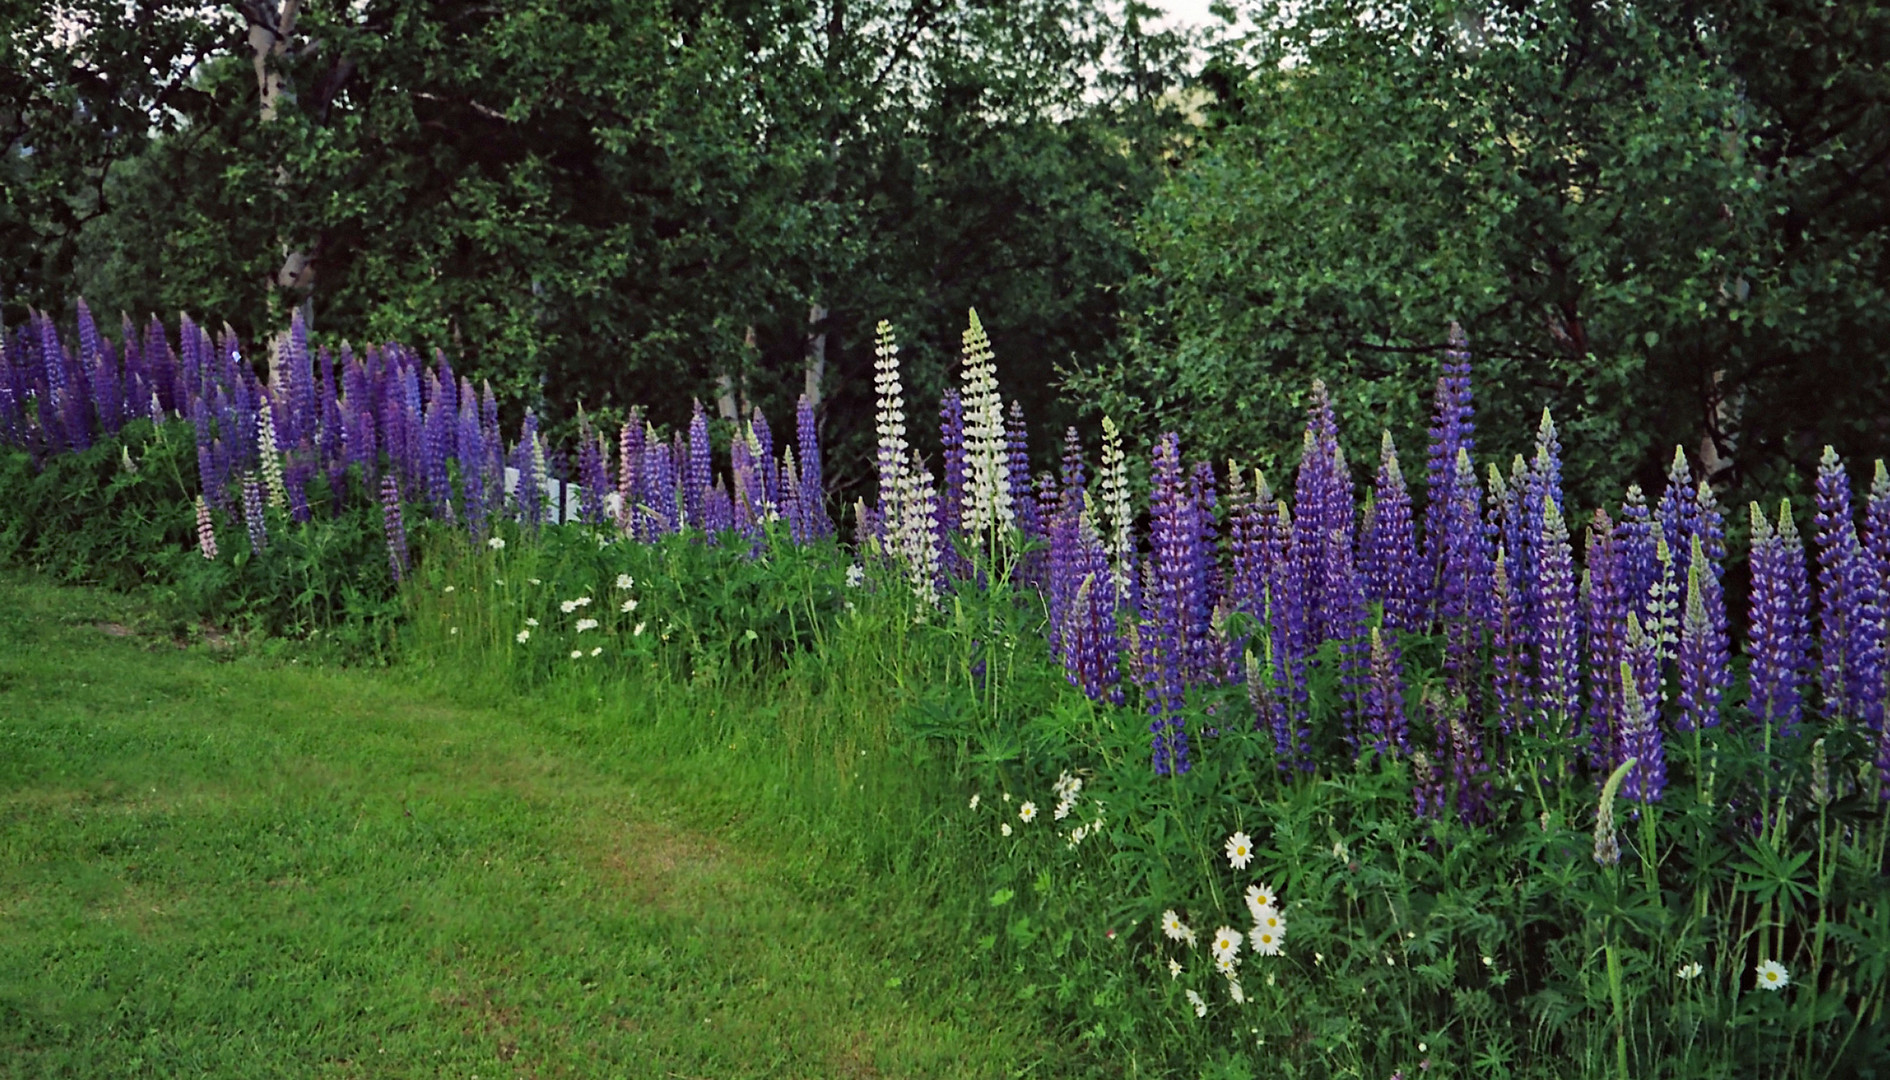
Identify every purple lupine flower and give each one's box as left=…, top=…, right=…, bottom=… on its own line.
left=1656, top=447, right=1698, bottom=585
left=143, top=316, right=175, bottom=415
left=939, top=389, right=966, bottom=539
left=795, top=395, right=830, bottom=539
left=242, top=472, right=268, bottom=553
left=1063, top=505, right=1123, bottom=704
left=283, top=309, right=314, bottom=450
left=1186, top=459, right=1223, bottom=686
left=1365, top=625, right=1409, bottom=756
left=316, top=345, right=341, bottom=472
left=685, top=399, right=711, bottom=528
left=422, top=370, right=456, bottom=519
left=1225, top=466, right=1270, bottom=629
left=1585, top=510, right=1629, bottom=768
left=1676, top=535, right=1729, bottom=732
left=1814, top=446, right=1875, bottom=725
left=1491, top=548, right=1526, bottom=735
left=1536, top=490, right=1581, bottom=733
left=1439, top=447, right=1493, bottom=709
left=643, top=435, right=680, bottom=537
left=1617, top=484, right=1658, bottom=620
left=381, top=472, right=409, bottom=582
left=1046, top=433, right=1086, bottom=655
left=1619, top=647, right=1667, bottom=803
left=1429, top=692, right=1490, bottom=824
left=703, top=480, right=734, bottom=535
left=1422, top=322, right=1476, bottom=624
left=618, top=413, right=643, bottom=532
left=1007, top=401, right=1044, bottom=581
left=1142, top=433, right=1196, bottom=775
left=1748, top=501, right=1810, bottom=736
left=1293, top=380, right=1352, bottom=643
left=92, top=338, right=123, bottom=437
left=1323, top=513, right=1370, bottom=740
left=457, top=386, right=487, bottom=539
left=577, top=415, right=607, bottom=526
left=511, top=411, right=542, bottom=527
left=1361, top=432, right=1419, bottom=633
left=750, top=407, right=778, bottom=511
left=1264, top=497, right=1312, bottom=768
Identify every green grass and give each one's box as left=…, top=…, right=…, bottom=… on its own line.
left=0, top=568, right=1052, bottom=1078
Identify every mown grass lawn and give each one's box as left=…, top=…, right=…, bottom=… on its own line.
left=0, top=570, right=1049, bottom=1078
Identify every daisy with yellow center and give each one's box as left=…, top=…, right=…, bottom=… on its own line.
left=1161, top=910, right=1191, bottom=942
left=1755, top=960, right=1789, bottom=990
left=1250, top=927, right=1283, bottom=956
left=1019, top=801, right=1038, bottom=823
left=1244, top=884, right=1278, bottom=922
left=1211, top=926, right=1242, bottom=963
left=1253, top=906, right=1286, bottom=938
left=1224, top=831, right=1255, bottom=870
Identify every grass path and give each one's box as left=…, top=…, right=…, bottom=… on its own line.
left=0, top=572, right=1045, bottom=1078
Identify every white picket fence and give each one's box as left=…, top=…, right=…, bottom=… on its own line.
left=501, top=466, right=620, bottom=525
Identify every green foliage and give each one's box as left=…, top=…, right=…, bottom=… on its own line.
left=1073, top=0, right=1890, bottom=512
left=0, top=423, right=402, bottom=656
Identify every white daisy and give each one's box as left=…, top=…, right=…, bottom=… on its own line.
left=1161, top=910, right=1191, bottom=942
left=1186, top=989, right=1206, bottom=1017
left=1755, top=960, right=1789, bottom=990
left=516, top=629, right=531, bottom=644
left=1250, top=927, right=1283, bottom=956
left=1252, top=906, right=1286, bottom=939
left=528, top=577, right=541, bottom=585
left=1211, top=927, right=1242, bottom=963
left=1000, top=822, right=1013, bottom=837
left=576, top=618, right=599, bottom=632
left=1225, top=831, right=1255, bottom=870
left=969, top=794, right=981, bottom=810
left=1019, top=801, right=1038, bottom=823
left=1168, top=958, right=1182, bottom=980
left=1676, top=961, right=1703, bottom=981
left=525, top=617, right=539, bottom=627
left=443, top=585, right=455, bottom=594
left=487, top=536, right=505, bottom=550
left=1244, top=884, right=1278, bottom=920
left=621, top=598, right=637, bottom=613
left=449, top=627, right=459, bottom=635
left=561, top=599, right=579, bottom=614
left=1215, top=955, right=1238, bottom=976
left=494, top=579, right=505, bottom=586
left=615, top=573, right=634, bottom=590
left=633, top=622, right=646, bottom=635
left=575, top=596, right=592, bottom=607
left=590, top=646, right=602, bottom=657
left=570, top=649, right=583, bottom=659
left=1054, top=798, right=1074, bottom=821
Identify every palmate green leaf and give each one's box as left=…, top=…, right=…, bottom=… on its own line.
left=1730, top=840, right=1817, bottom=913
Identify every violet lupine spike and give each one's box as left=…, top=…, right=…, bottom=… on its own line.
left=1617, top=484, right=1658, bottom=620
left=1365, top=625, right=1409, bottom=756
left=422, top=371, right=455, bottom=519
left=1064, top=503, right=1123, bottom=704
left=242, top=472, right=268, bottom=554
left=1187, top=460, right=1223, bottom=687
left=512, top=411, right=542, bottom=527
left=1142, top=433, right=1195, bottom=776
left=618, top=414, right=643, bottom=532
left=1584, top=510, right=1629, bottom=767
left=1747, top=501, right=1809, bottom=736
left=1007, top=400, right=1044, bottom=584
left=1362, top=432, right=1419, bottom=633
left=1292, top=380, right=1348, bottom=642
left=939, top=389, right=966, bottom=538
left=1439, top=446, right=1493, bottom=709
left=1535, top=489, right=1581, bottom=734
left=457, top=388, right=487, bottom=540
left=1814, top=446, right=1872, bottom=725
left=750, top=408, right=778, bottom=512
left=1676, top=535, right=1727, bottom=732
left=1656, top=446, right=1698, bottom=585
left=1491, top=548, right=1526, bottom=735
left=795, top=395, right=830, bottom=538
left=577, top=417, right=607, bottom=526
left=381, top=473, right=409, bottom=582
left=1422, top=322, right=1476, bottom=623
left=317, top=346, right=341, bottom=471
left=1266, top=497, right=1312, bottom=768
left=1619, top=649, right=1667, bottom=804
left=685, top=400, right=711, bottom=528
left=1862, top=462, right=1890, bottom=740
left=1323, top=514, right=1370, bottom=740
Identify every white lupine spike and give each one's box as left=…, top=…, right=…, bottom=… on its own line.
left=1099, top=415, right=1132, bottom=597
left=257, top=406, right=288, bottom=509
left=960, top=308, right=1012, bottom=540
left=896, top=447, right=941, bottom=610
left=873, top=320, right=909, bottom=535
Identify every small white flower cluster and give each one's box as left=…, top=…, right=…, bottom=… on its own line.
left=615, top=573, right=634, bottom=590
left=488, top=536, right=506, bottom=550
left=560, top=595, right=593, bottom=614
left=959, top=308, right=1013, bottom=539
left=576, top=618, right=599, bottom=633
left=1164, top=833, right=1290, bottom=1018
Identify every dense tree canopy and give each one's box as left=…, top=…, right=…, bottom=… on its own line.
left=1073, top=0, right=1890, bottom=516
left=7, top=0, right=1190, bottom=499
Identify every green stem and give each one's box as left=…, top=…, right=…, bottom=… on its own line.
left=1607, top=931, right=1630, bottom=1080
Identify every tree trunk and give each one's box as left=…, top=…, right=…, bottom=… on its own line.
left=804, top=303, right=827, bottom=407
